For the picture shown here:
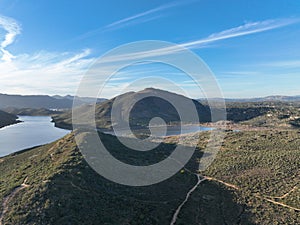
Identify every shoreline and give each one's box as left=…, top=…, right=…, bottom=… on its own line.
left=0, top=116, right=70, bottom=158
left=0, top=120, right=22, bottom=130
left=0, top=144, right=44, bottom=159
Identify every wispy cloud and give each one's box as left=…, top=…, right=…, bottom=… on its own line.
left=1, top=13, right=299, bottom=98
left=221, top=71, right=262, bottom=76
left=93, top=18, right=299, bottom=64
left=261, top=59, right=300, bottom=68
left=77, top=0, right=197, bottom=40
left=0, top=49, right=95, bottom=95
left=104, top=0, right=195, bottom=31
left=182, top=18, right=299, bottom=48
left=0, top=14, right=21, bottom=62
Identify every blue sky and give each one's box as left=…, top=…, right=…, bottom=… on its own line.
left=0, top=0, right=300, bottom=98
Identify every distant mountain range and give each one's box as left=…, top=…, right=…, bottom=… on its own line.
left=52, top=95, right=106, bottom=104
left=3, top=107, right=62, bottom=116
left=1, top=92, right=299, bottom=110
left=199, top=95, right=300, bottom=102
left=0, top=93, right=106, bottom=109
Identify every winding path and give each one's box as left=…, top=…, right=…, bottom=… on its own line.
left=170, top=175, right=206, bottom=225
left=204, top=176, right=239, bottom=190
left=201, top=177, right=300, bottom=212
left=255, top=194, right=300, bottom=212
left=0, top=177, right=29, bottom=225
left=265, top=186, right=298, bottom=199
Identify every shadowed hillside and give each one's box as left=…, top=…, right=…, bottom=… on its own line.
left=52, top=88, right=211, bottom=130
left=0, top=129, right=299, bottom=224
left=0, top=131, right=248, bottom=225
left=0, top=110, right=19, bottom=129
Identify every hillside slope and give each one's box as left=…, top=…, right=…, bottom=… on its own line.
left=0, top=130, right=299, bottom=224
left=0, top=132, right=241, bottom=225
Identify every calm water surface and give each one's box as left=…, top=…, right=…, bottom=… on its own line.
left=102, top=125, right=214, bottom=137
left=0, top=116, right=70, bottom=157
left=163, top=125, right=214, bottom=136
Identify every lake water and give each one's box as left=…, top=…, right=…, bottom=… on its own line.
left=0, top=117, right=213, bottom=157
left=102, top=125, right=214, bottom=137
left=0, top=116, right=70, bottom=157
left=163, top=125, right=214, bottom=136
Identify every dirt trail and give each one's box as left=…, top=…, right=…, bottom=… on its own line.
left=204, top=176, right=239, bottom=190
left=0, top=177, right=29, bottom=225
left=267, top=186, right=298, bottom=199
left=255, top=194, right=300, bottom=212
left=203, top=176, right=300, bottom=212
left=170, top=175, right=206, bottom=225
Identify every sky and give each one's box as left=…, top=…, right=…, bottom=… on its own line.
left=0, top=0, right=300, bottom=99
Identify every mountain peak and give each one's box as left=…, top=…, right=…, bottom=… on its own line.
left=53, top=88, right=211, bottom=130
left=137, top=87, right=184, bottom=97
left=142, top=87, right=159, bottom=91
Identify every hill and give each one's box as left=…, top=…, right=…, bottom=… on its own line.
left=52, top=88, right=211, bottom=130
left=0, top=130, right=299, bottom=224
left=224, top=102, right=300, bottom=128
left=0, top=110, right=20, bottom=129
left=196, top=101, right=300, bottom=129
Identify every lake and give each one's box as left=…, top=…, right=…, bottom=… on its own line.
left=0, top=116, right=70, bottom=157
left=162, top=125, right=214, bottom=136
left=102, top=125, right=214, bottom=137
